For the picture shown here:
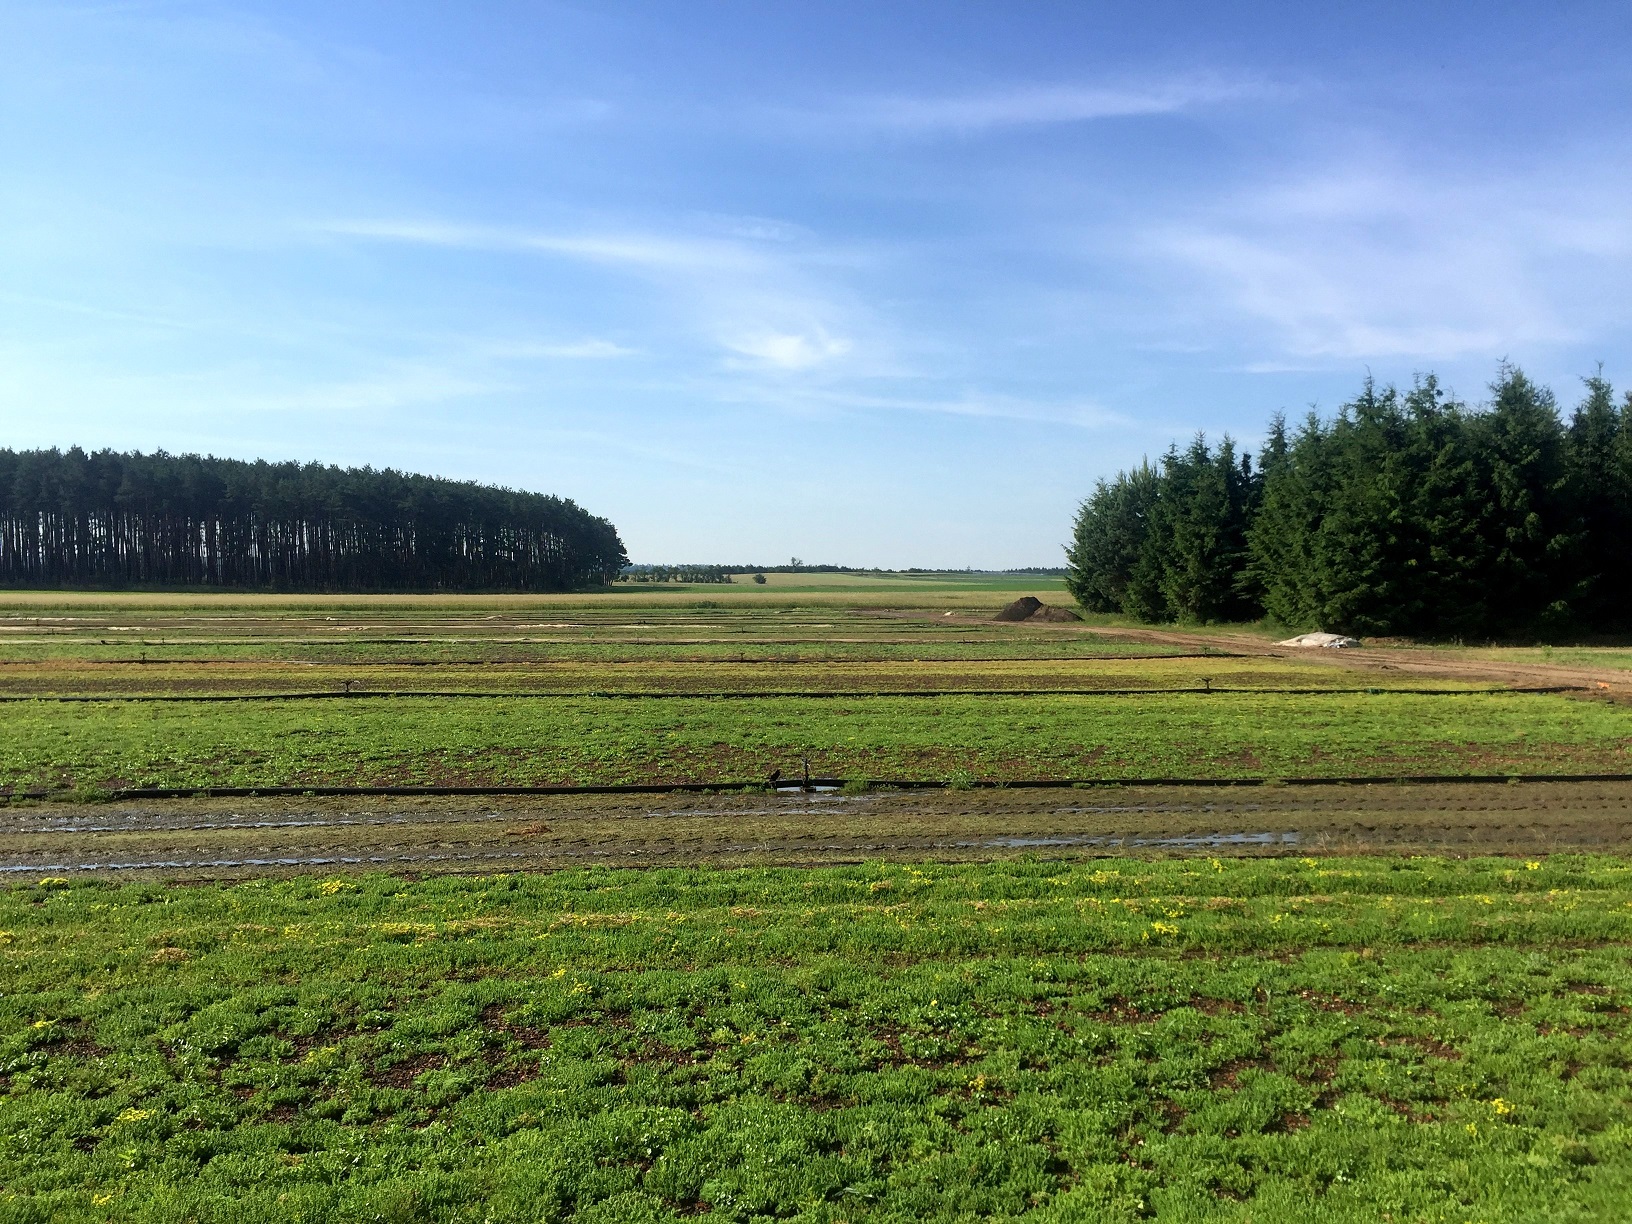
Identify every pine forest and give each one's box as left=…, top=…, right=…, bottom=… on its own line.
left=0, top=449, right=628, bottom=592
left=1066, top=365, right=1632, bottom=638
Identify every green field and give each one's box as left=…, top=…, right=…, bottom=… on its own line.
left=3, top=858, right=1631, bottom=1221
left=1, top=691, right=1628, bottom=792
left=0, top=588, right=1625, bottom=794
left=4, top=587, right=1632, bottom=1220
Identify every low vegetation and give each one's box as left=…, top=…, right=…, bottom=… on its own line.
left=2, top=857, right=1630, bottom=1221
left=1, top=689, right=1627, bottom=792
left=3, top=585, right=1631, bottom=1220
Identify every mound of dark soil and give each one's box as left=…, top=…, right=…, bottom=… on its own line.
left=993, top=596, right=1045, bottom=622
left=993, top=596, right=1083, bottom=623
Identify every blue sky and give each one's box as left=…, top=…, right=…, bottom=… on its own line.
left=3, top=1, right=1630, bottom=567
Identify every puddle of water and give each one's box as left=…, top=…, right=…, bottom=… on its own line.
left=0, top=850, right=539, bottom=873
left=975, top=831, right=1299, bottom=849
left=0, top=828, right=1301, bottom=874
left=6, top=812, right=509, bottom=835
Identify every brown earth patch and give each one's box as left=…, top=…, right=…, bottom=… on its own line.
left=480, top=1004, right=552, bottom=1049
left=372, top=1052, right=445, bottom=1089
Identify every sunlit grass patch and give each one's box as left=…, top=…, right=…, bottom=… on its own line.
left=0, top=856, right=1629, bottom=1220
left=1, top=691, right=1625, bottom=792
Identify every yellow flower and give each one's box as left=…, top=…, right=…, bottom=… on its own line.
left=116, top=1108, right=153, bottom=1124
left=1524, top=861, right=1542, bottom=871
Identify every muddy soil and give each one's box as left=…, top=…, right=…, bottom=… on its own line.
left=5, top=781, right=1631, bottom=880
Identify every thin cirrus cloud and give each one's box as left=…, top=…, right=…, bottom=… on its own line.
left=321, top=217, right=863, bottom=374
left=317, top=219, right=759, bottom=273
left=1139, top=157, right=1632, bottom=362
left=810, top=75, right=1262, bottom=135
left=791, top=386, right=1132, bottom=431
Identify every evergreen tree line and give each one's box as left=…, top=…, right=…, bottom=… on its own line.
left=0, top=448, right=628, bottom=592
left=1066, top=367, right=1632, bottom=638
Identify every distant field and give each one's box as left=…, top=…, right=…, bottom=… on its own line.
left=0, top=592, right=1627, bottom=795
left=0, top=570, right=1075, bottom=608
left=0, top=591, right=1145, bottom=667
left=0, top=656, right=1484, bottom=697
left=2, top=857, right=1630, bottom=1221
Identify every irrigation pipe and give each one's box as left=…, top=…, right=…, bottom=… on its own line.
left=6, top=772, right=1632, bottom=802
left=0, top=685, right=1589, bottom=702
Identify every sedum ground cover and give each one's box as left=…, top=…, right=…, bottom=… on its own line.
left=0, top=657, right=1428, bottom=699
left=2, top=857, right=1632, bottom=1221
left=0, top=691, right=1628, bottom=792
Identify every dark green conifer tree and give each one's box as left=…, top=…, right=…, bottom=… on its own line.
left=1064, top=462, right=1160, bottom=613
left=1150, top=436, right=1258, bottom=622
left=0, top=449, right=628, bottom=591
left=1473, top=365, right=1570, bottom=634
left=1563, top=372, right=1627, bottom=628
left=1073, top=364, right=1629, bottom=640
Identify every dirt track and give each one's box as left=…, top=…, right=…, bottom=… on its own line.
left=6, top=780, right=1632, bottom=880
left=1039, top=622, right=1632, bottom=697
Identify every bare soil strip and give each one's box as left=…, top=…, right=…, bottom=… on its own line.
left=6, top=780, right=1631, bottom=879
left=1078, top=622, right=1632, bottom=696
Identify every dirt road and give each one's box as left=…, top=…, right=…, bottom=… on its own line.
left=1039, top=621, right=1632, bottom=697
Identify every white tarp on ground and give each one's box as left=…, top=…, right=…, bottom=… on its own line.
left=1276, top=631, right=1361, bottom=648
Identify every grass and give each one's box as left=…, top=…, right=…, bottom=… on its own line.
left=0, top=691, right=1627, bottom=792
left=2, top=857, right=1630, bottom=1221
left=0, top=600, right=1172, bottom=667
left=0, top=656, right=1481, bottom=697
left=6, top=591, right=1632, bottom=1219
left=0, top=572, right=1074, bottom=611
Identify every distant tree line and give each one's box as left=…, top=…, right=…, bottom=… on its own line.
left=619, top=565, right=734, bottom=584
left=0, top=448, right=627, bottom=592
left=1066, top=366, right=1632, bottom=638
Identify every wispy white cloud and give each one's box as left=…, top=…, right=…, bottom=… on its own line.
left=1140, top=154, right=1632, bottom=362
left=724, top=329, right=852, bottom=371
left=811, top=75, right=1261, bottom=135
left=322, top=217, right=866, bottom=375
left=775, top=386, right=1131, bottom=431
left=318, top=218, right=758, bottom=272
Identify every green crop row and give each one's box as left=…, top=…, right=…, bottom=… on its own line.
left=0, top=856, right=1629, bottom=1221
left=0, top=692, right=1626, bottom=792
left=0, top=655, right=1444, bottom=698
left=0, top=639, right=1188, bottom=667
